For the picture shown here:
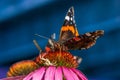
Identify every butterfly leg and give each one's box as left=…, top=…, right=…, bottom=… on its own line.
left=73, top=56, right=82, bottom=65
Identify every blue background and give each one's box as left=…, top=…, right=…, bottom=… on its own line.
left=0, top=0, right=120, bottom=79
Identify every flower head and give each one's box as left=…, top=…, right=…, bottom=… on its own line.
left=23, top=66, right=87, bottom=80
left=35, top=51, right=79, bottom=68
left=7, top=60, right=39, bottom=77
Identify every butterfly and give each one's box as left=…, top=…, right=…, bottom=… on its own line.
left=45, top=7, right=104, bottom=52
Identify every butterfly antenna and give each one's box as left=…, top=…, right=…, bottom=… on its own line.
left=33, top=39, right=42, bottom=53
left=35, top=34, right=56, bottom=51
left=35, top=34, right=49, bottom=40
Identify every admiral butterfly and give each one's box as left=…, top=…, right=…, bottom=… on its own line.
left=45, top=7, right=104, bottom=52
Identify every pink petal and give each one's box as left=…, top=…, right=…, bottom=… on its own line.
left=44, top=66, right=56, bottom=80
left=55, top=66, right=63, bottom=80
left=23, top=67, right=46, bottom=80
left=69, top=68, right=80, bottom=80
left=32, top=67, right=46, bottom=80
left=71, top=68, right=88, bottom=80
left=23, top=71, right=35, bottom=80
left=62, top=67, right=74, bottom=80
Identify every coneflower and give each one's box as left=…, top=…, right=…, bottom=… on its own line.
left=23, top=50, right=87, bottom=80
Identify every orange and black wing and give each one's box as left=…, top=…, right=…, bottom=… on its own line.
left=63, top=30, right=104, bottom=50
left=59, top=7, right=104, bottom=50
left=46, top=6, right=104, bottom=51
left=59, top=7, right=79, bottom=42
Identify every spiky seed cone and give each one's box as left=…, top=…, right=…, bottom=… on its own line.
left=35, top=51, right=78, bottom=68
left=7, top=60, right=39, bottom=77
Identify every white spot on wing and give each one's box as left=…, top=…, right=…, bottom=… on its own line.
left=85, top=33, right=91, bottom=36
left=95, top=36, right=99, bottom=39
left=65, top=16, right=70, bottom=21
left=70, top=17, right=73, bottom=21
left=81, top=48, right=86, bottom=50
left=68, top=9, right=71, bottom=12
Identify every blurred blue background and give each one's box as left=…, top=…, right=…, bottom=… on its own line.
left=0, top=0, right=120, bottom=79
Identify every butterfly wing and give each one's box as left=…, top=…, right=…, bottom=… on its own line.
left=59, top=7, right=79, bottom=42
left=63, top=30, right=104, bottom=50
left=46, top=7, right=104, bottom=51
